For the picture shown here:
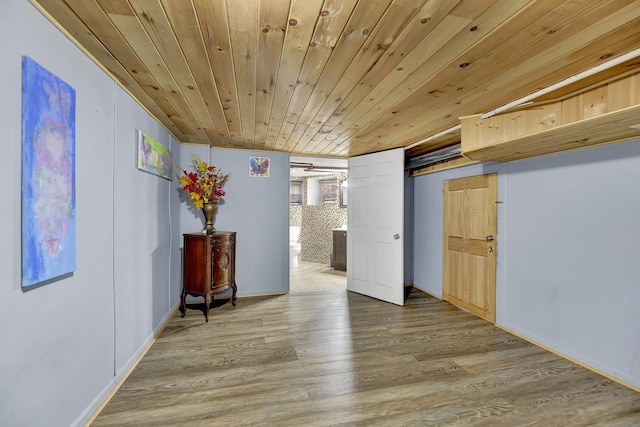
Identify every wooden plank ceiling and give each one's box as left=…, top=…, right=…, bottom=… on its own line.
left=31, top=0, right=640, bottom=158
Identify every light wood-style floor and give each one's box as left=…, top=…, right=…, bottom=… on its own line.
left=92, top=288, right=640, bottom=426
left=290, top=261, right=346, bottom=293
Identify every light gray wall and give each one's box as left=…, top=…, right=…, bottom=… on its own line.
left=0, top=2, right=181, bottom=426
left=501, top=140, right=640, bottom=388
left=413, top=140, right=640, bottom=389
left=412, top=161, right=505, bottom=297
left=179, top=146, right=290, bottom=296
left=113, top=89, right=182, bottom=375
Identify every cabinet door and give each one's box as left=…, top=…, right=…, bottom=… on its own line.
left=333, top=230, right=347, bottom=271
left=211, top=233, right=235, bottom=290
left=183, top=235, right=209, bottom=294
left=212, top=244, right=232, bottom=287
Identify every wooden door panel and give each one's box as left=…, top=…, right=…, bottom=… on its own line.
left=448, top=236, right=486, bottom=257
left=443, top=173, right=497, bottom=322
left=468, top=254, right=487, bottom=307
left=448, top=191, right=466, bottom=236
left=449, top=251, right=467, bottom=301
left=469, top=188, right=490, bottom=238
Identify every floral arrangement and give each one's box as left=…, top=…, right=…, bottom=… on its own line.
left=178, top=154, right=229, bottom=208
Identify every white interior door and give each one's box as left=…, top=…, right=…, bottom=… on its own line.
left=347, top=148, right=404, bottom=305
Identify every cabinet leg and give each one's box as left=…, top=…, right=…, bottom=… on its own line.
left=231, top=282, right=237, bottom=307
left=180, top=289, right=187, bottom=318
left=204, top=294, right=210, bottom=322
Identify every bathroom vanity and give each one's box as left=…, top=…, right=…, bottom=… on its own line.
left=333, top=228, right=347, bottom=271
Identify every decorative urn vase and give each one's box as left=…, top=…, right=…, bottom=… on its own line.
left=202, top=202, right=218, bottom=233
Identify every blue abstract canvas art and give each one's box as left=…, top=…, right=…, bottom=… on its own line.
left=21, top=56, right=76, bottom=288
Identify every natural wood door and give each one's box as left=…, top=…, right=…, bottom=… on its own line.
left=347, top=148, right=404, bottom=306
left=442, top=173, right=497, bottom=322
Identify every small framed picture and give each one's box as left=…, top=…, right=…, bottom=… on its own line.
left=249, top=156, right=270, bottom=177
left=136, top=129, right=172, bottom=180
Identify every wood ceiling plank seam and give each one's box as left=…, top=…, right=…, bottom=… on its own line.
left=277, top=0, right=360, bottom=153
left=321, top=0, right=470, bottom=132
left=193, top=0, right=244, bottom=146
left=314, top=0, right=484, bottom=157
left=344, top=108, right=483, bottom=156
left=318, top=17, right=478, bottom=155
left=161, top=0, right=232, bottom=146
left=226, top=0, right=258, bottom=146
left=286, top=0, right=395, bottom=152
left=28, top=0, right=189, bottom=142
left=529, top=59, right=640, bottom=104
left=292, top=0, right=429, bottom=154
left=263, top=0, right=317, bottom=151
left=320, top=0, right=537, bottom=146
left=311, top=13, right=475, bottom=156
left=405, top=133, right=463, bottom=159
left=453, top=0, right=640, bottom=101
left=356, top=59, right=636, bottom=157
left=254, top=0, right=291, bottom=149
left=384, top=9, right=640, bottom=147
left=330, top=0, right=632, bottom=155
left=352, top=30, right=640, bottom=156
left=266, top=0, right=325, bottom=151
left=102, top=0, right=210, bottom=143
left=288, top=0, right=377, bottom=129
left=455, top=23, right=640, bottom=125
left=285, top=123, right=315, bottom=154
left=37, top=0, right=640, bottom=156
left=351, top=122, right=452, bottom=157
left=129, top=0, right=220, bottom=144
left=336, top=0, right=584, bottom=153
left=59, top=0, right=199, bottom=140
left=356, top=3, right=632, bottom=154
left=299, top=0, right=518, bottom=155
left=58, top=0, right=166, bottom=96
left=445, top=0, right=499, bottom=20
left=321, top=0, right=532, bottom=155
left=280, top=0, right=363, bottom=153
left=318, top=0, right=462, bottom=132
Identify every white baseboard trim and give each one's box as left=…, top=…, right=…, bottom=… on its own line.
left=76, top=301, right=181, bottom=427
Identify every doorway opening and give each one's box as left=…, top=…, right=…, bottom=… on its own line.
left=289, top=156, right=348, bottom=293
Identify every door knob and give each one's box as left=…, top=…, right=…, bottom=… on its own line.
left=485, top=235, right=494, bottom=242
left=393, top=234, right=400, bottom=240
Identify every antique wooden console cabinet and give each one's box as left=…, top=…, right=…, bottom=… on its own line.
left=181, top=231, right=237, bottom=322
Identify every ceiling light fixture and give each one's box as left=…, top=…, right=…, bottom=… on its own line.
left=290, top=162, right=313, bottom=169
left=304, top=167, right=348, bottom=173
